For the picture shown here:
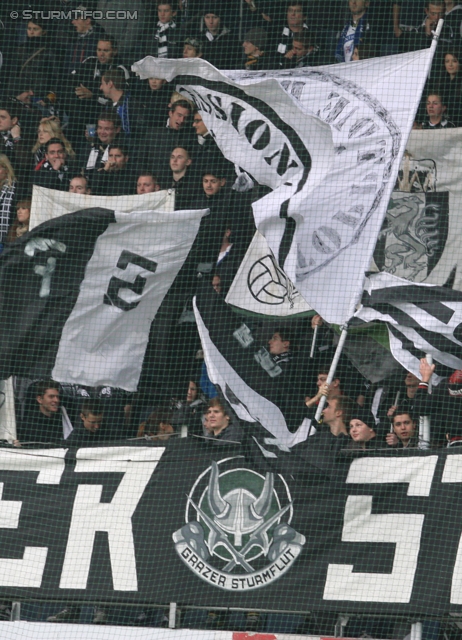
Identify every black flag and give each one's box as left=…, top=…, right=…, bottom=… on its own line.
left=0, top=208, right=116, bottom=380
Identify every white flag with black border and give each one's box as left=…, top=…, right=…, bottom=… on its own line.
left=193, top=285, right=312, bottom=446
left=225, top=231, right=313, bottom=317
left=134, top=50, right=436, bottom=324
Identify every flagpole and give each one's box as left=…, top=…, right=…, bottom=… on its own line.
left=419, top=353, right=432, bottom=449
left=310, top=326, right=319, bottom=358
left=315, top=323, right=349, bottom=422
left=390, top=391, right=400, bottom=432
left=431, top=19, right=444, bottom=51
left=313, top=22, right=443, bottom=426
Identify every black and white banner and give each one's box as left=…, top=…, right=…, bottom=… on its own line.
left=225, top=231, right=313, bottom=317
left=134, top=51, right=435, bottom=324
left=194, top=284, right=311, bottom=445
left=30, top=184, right=175, bottom=228
left=355, top=272, right=462, bottom=382
left=372, top=129, right=462, bottom=290
left=0, top=204, right=207, bottom=390
left=1, top=440, right=462, bottom=616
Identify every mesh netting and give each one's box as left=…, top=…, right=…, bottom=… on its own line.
left=0, top=1, right=460, bottom=638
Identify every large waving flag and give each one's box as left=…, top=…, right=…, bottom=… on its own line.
left=133, top=57, right=334, bottom=195
left=0, top=202, right=207, bottom=391
left=355, top=272, right=462, bottom=383
left=193, top=284, right=312, bottom=446
left=134, top=50, right=437, bottom=324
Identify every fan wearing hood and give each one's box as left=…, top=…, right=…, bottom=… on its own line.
left=7, top=19, right=58, bottom=103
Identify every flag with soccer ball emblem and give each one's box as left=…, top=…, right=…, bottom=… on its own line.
left=226, top=232, right=313, bottom=317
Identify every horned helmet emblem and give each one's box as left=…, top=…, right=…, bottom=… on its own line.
left=207, top=461, right=276, bottom=550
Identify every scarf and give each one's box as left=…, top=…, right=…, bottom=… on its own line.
left=0, top=181, right=16, bottom=243
left=39, top=160, right=69, bottom=182
left=156, top=20, right=176, bottom=57
left=335, top=13, right=368, bottom=61
left=16, top=223, right=29, bottom=238
left=244, top=53, right=265, bottom=69
left=277, top=23, right=308, bottom=54
left=1, top=132, right=14, bottom=154
left=116, top=95, right=131, bottom=134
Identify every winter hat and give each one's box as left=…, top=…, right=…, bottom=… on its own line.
left=349, top=406, right=376, bottom=429
left=448, top=370, right=462, bottom=397
left=243, top=28, right=267, bottom=51
left=202, top=2, right=222, bottom=18
left=184, top=37, right=203, bottom=54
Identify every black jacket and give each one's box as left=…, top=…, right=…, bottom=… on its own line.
left=62, top=55, right=130, bottom=125
left=90, top=166, right=136, bottom=196
left=19, top=409, right=65, bottom=444
left=7, top=36, right=58, bottom=98
left=133, top=80, right=172, bottom=129
left=32, top=161, right=71, bottom=191
left=140, top=126, right=193, bottom=178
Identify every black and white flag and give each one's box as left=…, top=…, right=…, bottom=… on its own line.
left=134, top=50, right=436, bottom=324
left=372, top=129, right=462, bottom=289
left=225, top=231, right=313, bottom=317
left=194, top=285, right=312, bottom=446
left=355, top=272, right=462, bottom=381
left=30, top=184, right=175, bottom=228
left=0, top=206, right=207, bottom=391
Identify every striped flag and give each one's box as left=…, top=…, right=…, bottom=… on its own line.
left=355, top=272, right=462, bottom=382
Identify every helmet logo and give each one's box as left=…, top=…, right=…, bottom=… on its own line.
left=173, top=460, right=305, bottom=591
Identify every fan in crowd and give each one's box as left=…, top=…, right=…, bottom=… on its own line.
left=32, top=118, right=75, bottom=169
left=347, top=408, right=379, bottom=449
left=0, top=0, right=459, bottom=458
left=420, top=91, right=456, bottom=128
left=32, top=138, right=73, bottom=191
left=439, top=47, right=462, bottom=125
left=136, top=172, right=161, bottom=194
left=6, top=197, right=30, bottom=243
left=90, top=143, right=135, bottom=195
left=6, top=19, right=58, bottom=103
left=171, top=379, right=207, bottom=434
left=182, top=37, right=203, bottom=58
left=386, top=411, right=419, bottom=448
left=0, top=154, right=16, bottom=250
left=203, top=397, right=243, bottom=442
left=69, top=174, right=91, bottom=194
left=78, top=111, right=125, bottom=175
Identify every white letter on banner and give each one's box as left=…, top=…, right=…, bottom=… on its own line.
left=60, top=447, right=165, bottom=591
left=0, top=449, right=67, bottom=586
left=441, top=456, right=462, bottom=604
left=324, top=456, right=438, bottom=602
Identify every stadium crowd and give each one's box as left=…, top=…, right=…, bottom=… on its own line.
left=0, top=1, right=459, bottom=447
left=0, top=2, right=460, bottom=632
